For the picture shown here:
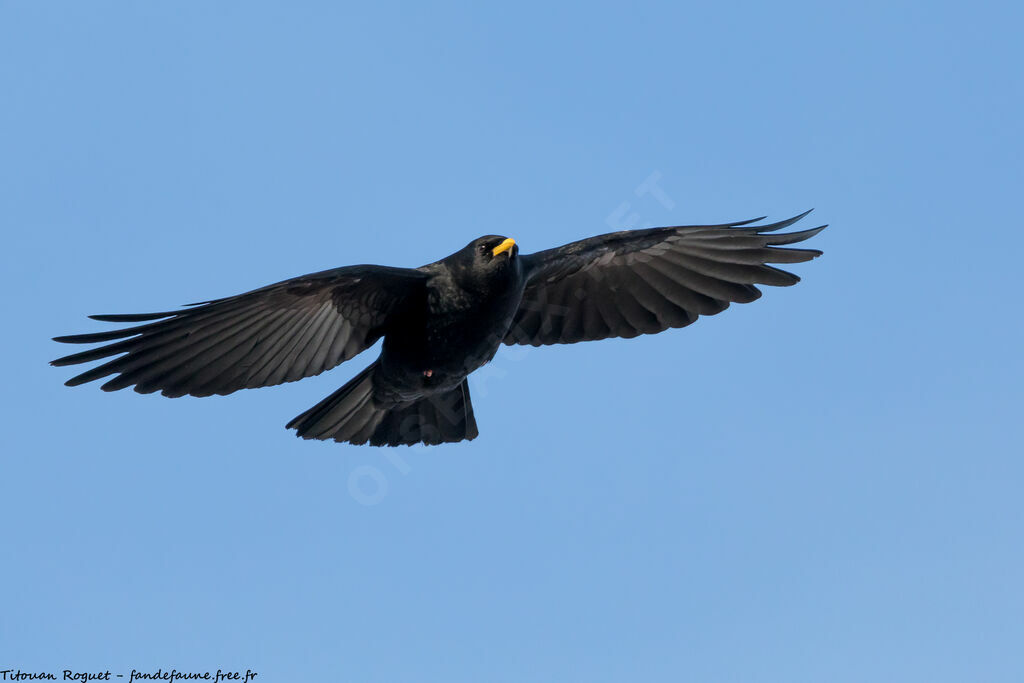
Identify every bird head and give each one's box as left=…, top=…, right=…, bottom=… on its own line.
left=460, top=235, right=518, bottom=267
left=444, top=235, right=520, bottom=289
left=474, top=235, right=518, bottom=260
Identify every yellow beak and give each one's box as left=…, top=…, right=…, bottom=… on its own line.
left=492, top=238, right=516, bottom=257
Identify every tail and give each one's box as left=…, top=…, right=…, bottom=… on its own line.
left=286, top=362, right=479, bottom=447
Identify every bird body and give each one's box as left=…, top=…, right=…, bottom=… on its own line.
left=53, top=214, right=825, bottom=446
left=382, top=236, right=525, bottom=397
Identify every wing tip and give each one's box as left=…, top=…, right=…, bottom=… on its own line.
left=753, top=209, right=815, bottom=233
left=765, top=224, right=828, bottom=248
left=88, top=311, right=175, bottom=323
left=728, top=215, right=769, bottom=227
left=63, top=373, right=91, bottom=387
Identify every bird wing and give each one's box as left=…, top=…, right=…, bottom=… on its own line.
left=504, top=211, right=825, bottom=346
left=52, top=265, right=428, bottom=397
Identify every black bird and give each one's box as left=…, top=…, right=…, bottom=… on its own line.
left=52, top=211, right=826, bottom=446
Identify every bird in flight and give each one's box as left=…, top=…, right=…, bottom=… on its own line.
left=53, top=211, right=826, bottom=446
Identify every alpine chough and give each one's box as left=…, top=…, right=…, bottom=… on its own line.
left=52, top=211, right=826, bottom=446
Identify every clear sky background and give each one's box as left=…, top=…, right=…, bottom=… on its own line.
left=2, top=1, right=1022, bottom=681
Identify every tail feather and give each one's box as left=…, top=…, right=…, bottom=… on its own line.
left=287, top=363, right=478, bottom=446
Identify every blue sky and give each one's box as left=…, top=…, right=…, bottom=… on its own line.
left=2, top=1, right=1022, bottom=681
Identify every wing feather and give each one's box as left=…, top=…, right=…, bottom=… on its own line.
left=506, top=213, right=824, bottom=346
left=52, top=265, right=427, bottom=397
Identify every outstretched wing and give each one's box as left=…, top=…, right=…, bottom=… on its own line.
left=505, top=211, right=825, bottom=346
left=52, top=265, right=428, bottom=397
